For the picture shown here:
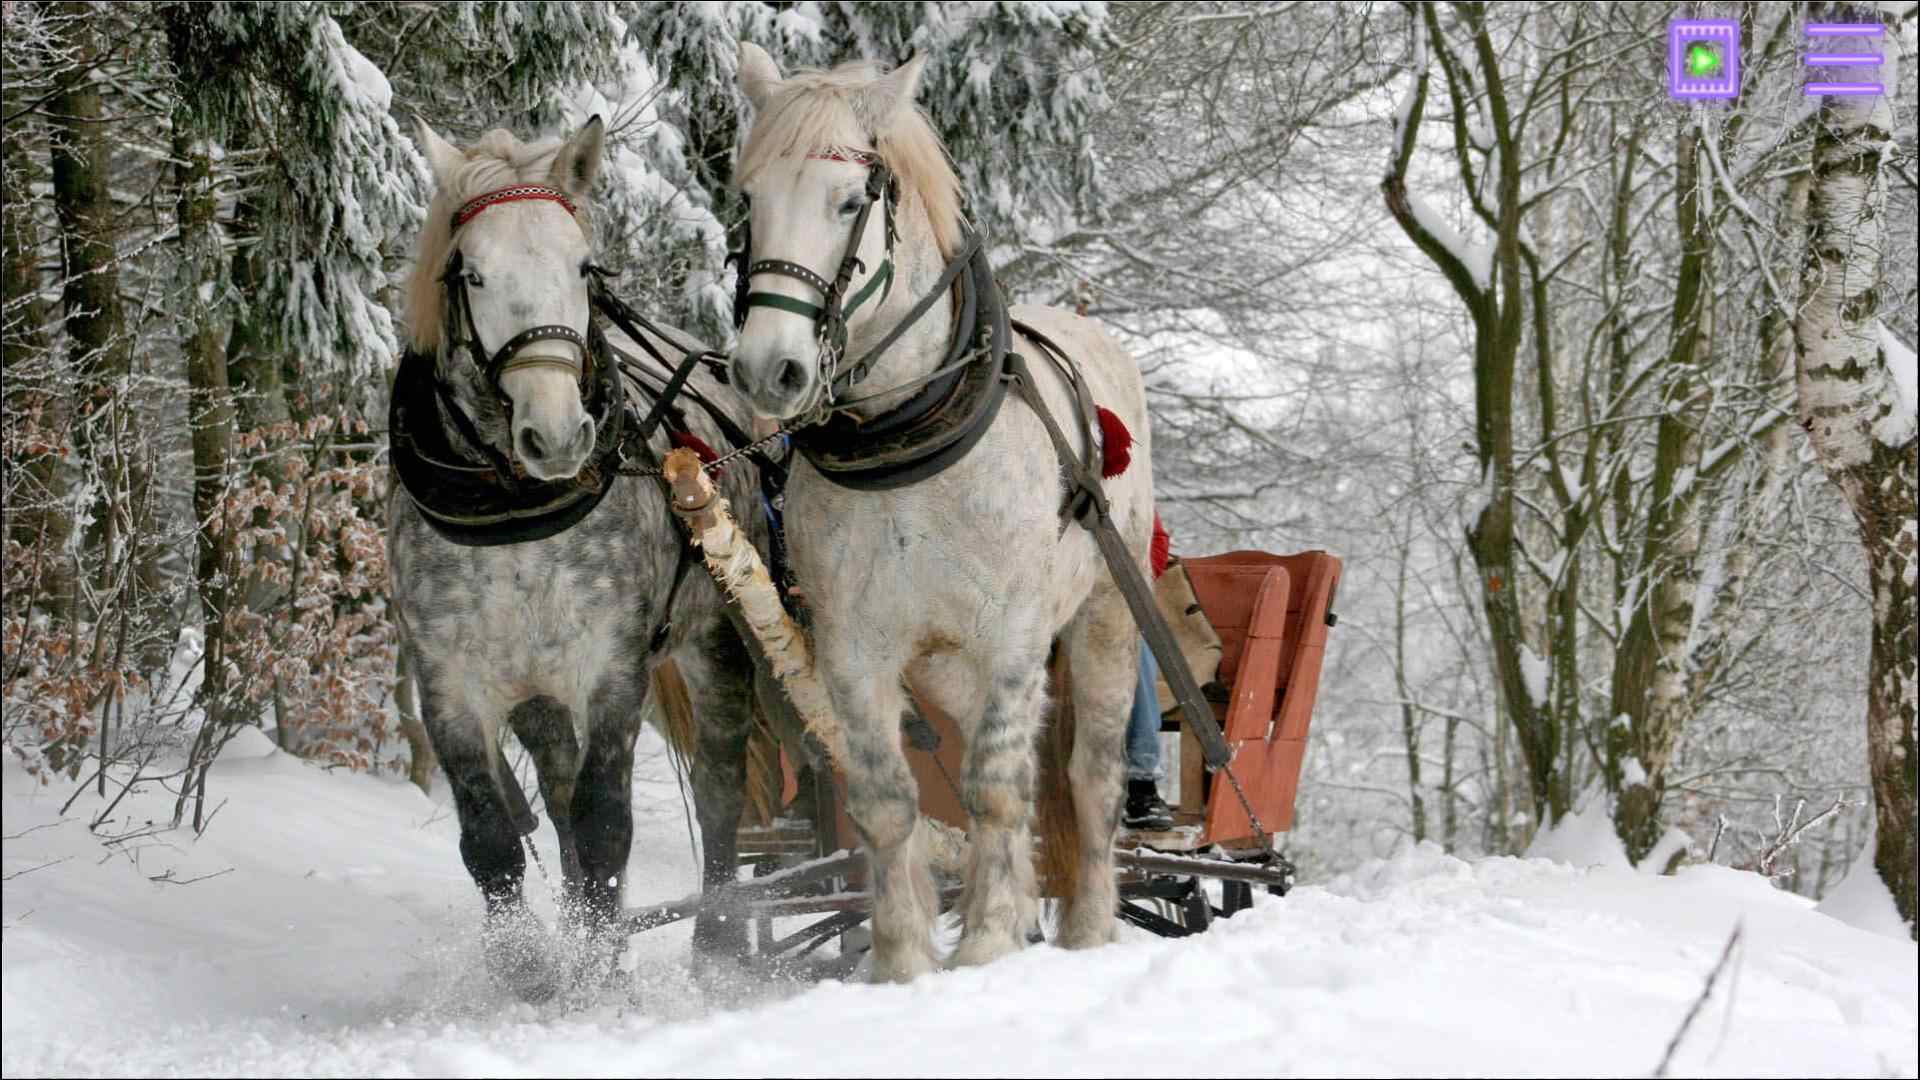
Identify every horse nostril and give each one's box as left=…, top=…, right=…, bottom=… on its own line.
left=569, top=417, right=593, bottom=457
left=777, top=358, right=807, bottom=393
left=518, top=427, right=547, bottom=463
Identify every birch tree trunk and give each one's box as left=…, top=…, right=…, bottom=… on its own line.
left=1609, top=123, right=1717, bottom=862
left=1793, top=8, right=1917, bottom=938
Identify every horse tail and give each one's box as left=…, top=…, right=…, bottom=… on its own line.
left=1033, top=653, right=1082, bottom=906
left=650, top=660, right=699, bottom=764
left=741, top=710, right=784, bottom=828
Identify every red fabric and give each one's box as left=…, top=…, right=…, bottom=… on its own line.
left=1096, top=406, right=1132, bottom=479
left=670, top=430, right=720, bottom=466
left=1151, top=512, right=1170, bottom=580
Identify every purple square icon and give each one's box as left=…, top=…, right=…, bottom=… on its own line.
left=1669, top=19, right=1740, bottom=100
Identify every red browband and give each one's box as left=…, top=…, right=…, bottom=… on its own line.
left=808, top=147, right=881, bottom=166
left=452, top=185, right=577, bottom=228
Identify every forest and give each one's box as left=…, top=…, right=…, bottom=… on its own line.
left=2, top=0, right=1915, bottom=944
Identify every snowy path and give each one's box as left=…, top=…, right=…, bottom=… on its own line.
left=3, top=731, right=1913, bottom=1078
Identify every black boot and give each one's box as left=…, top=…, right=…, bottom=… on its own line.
left=1123, top=778, right=1174, bottom=831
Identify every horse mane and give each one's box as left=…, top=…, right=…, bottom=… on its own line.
left=737, top=60, right=966, bottom=262
left=404, top=128, right=596, bottom=352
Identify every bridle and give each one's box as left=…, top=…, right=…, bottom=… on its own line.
left=422, top=181, right=628, bottom=490
left=732, top=148, right=899, bottom=405
left=440, top=184, right=598, bottom=412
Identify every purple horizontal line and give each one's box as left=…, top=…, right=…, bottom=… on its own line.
left=1806, top=53, right=1884, bottom=64
left=1803, top=82, right=1884, bottom=95
left=1806, top=23, right=1884, bottom=36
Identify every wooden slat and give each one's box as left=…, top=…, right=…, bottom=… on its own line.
left=1223, top=568, right=1288, bottom=741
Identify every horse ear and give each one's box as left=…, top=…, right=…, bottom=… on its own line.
left=548, top=115, right=605, bottom=200
left=856, top=52, right=929, bottom=136
left=415, top=117, right=465, bottom=190
left=739, top=40, right=783, bottom=110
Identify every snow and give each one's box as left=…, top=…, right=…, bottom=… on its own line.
left=1878, top=324, right=1917, bottom=448
left=1522, top=795, right=1628, bottom=871
left=1517, top=643, right=1549, bottom=710
left=4, top=749, right=1916, bottom=1078
left=335, top=35, right=392, bottom=114
left=1639, top=827, right=1694, bottom=876
left=1405, top=188, right=1492, bottom=292
left=1817, top=819, right=1915, bottom=943
left=1621, top=755, right=1647, bottom=787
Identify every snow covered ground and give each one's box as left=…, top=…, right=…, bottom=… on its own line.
left=3, top=729, right=1914, bottom=1079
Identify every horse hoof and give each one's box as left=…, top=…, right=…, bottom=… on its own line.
left=1054, top=919, right=1118, bottom=951
left=482, top=908, right=563, bottom=1003
left=869, top=947, right=939, bottom=984
left=946, top=931, right=1023, bottom=970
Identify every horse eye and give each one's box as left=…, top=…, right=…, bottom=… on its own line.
left=838, top=196, right=865, bottom=216
left=463, top=268, right=484, bottom=288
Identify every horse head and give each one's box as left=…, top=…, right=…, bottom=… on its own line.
left=729, top=44, right=966, bottom=421
left=408, top=117, right=608, bottom=481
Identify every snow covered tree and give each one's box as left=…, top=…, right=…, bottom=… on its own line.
left=1376, top=3, right=1839, bottom=859
left=627, top=1, right=1110, bottom=335
left=1792, top=5, right=1917, bottom=938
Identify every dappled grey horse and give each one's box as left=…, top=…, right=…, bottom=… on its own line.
left=387, top=116, right=765, bottom=1000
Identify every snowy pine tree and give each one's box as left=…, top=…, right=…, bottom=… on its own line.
left=628, top=2, right=1111, bottom=335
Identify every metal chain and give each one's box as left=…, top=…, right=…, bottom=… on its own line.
left=1215, top=759, right=1269, bottom=849
left=613, top=424, right=790, bottom=479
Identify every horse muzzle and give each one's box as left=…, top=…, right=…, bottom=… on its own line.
left=731, top=345, right=821, bottom=421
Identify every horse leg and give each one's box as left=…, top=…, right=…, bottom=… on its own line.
left=505, top=696, right=584, bottom=920
left=418, top=688, right=561, bottom=1002
left=568, top=683, right=642, bottom=977
left=1055, top=586, right=1136, bottom=949
left=948, top=648, right=1048, bottom=968
left=673, top=622, right=756, bottom=959
left=830, top=664, right=938, bottom=982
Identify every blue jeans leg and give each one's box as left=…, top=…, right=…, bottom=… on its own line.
left=1125, top=638, right=1163, bottom=783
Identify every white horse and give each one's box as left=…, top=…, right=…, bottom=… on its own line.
left=728, top=44, right=1155, bottom=980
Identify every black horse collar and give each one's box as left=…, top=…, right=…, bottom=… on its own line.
left=389, top=320, right=628, bottom=547
left=787, top=242, right=1011, bottom=491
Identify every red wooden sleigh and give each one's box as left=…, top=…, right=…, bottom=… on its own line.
left=711, top=547, right=1343, bottom=949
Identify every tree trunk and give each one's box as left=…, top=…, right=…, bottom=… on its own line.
left=1381, top=4, right=1568, bottom=834
left=224, top=192, right=292, bottom=438
left=49, top=0, right=130, bottom=582
left=1442, top=713, right=1459, bottom=853
left=1394, top=531, right=1427, bottom=842
left=165, top=6, right=236, bottom=755
left=1, top=124, right=73, bottom=616
left=1792, top=10, right=1917, bottom=939
left=44, top=0, right=133, bottom=772
left=1609, top=123, right=1717, bottom=863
